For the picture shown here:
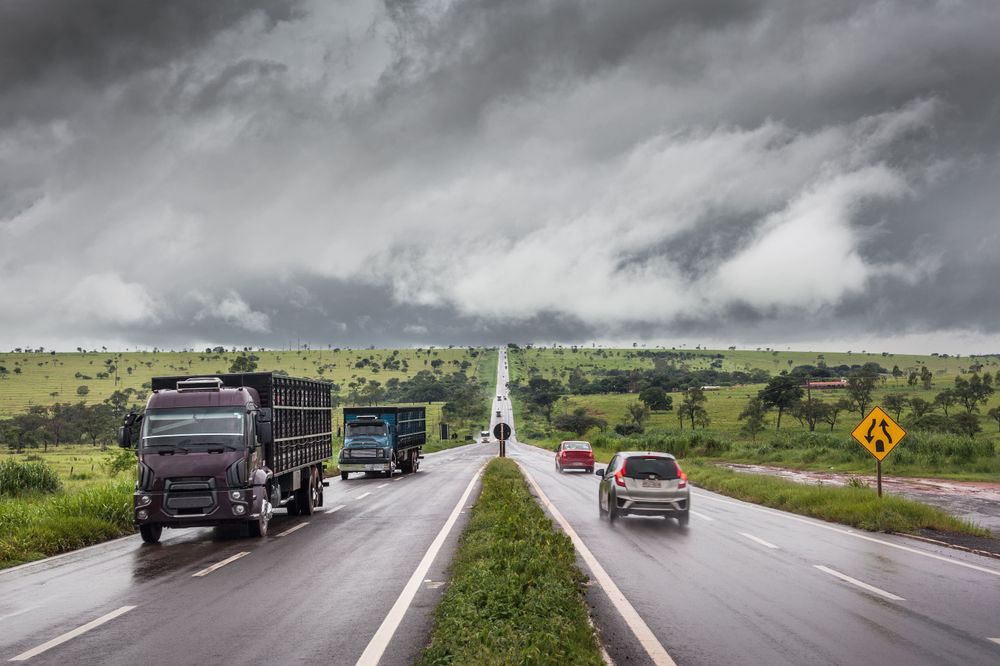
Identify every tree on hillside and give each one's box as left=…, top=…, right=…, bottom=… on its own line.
left=920, top=365, right=933, bottom=390
left=229, top=353, right=259, bottom=374
left=933, top=389, right=956, bottom=417
left=952, top=374, right=993, bottom=414
left=908, top=397, right=933, bottom=419
left=790, top=399, right=828, bottom=432
left=553, top=407, right=607, bottom=437
left=638, top=386, right=672, bottom=412
left=758, top=374, right=804, bottom=430
left=516, top=377, right=564, bottom=423
left=846, top=368, right=878, bottom=418
left=988, top=406, right=1000, bottom=432
left=951, top=412, right=981, bottom=437
left=627, top=402, right=650, bottom=429
left=738, top=397, right=768, bottom=441
left=882, top=394, right=909, bottom=421
left=677, top=387, right=708, bottom=430
left=821, top=399, right=852, bottom=432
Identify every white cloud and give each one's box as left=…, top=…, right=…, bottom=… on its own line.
left=193, top=291, right=271, bottom=333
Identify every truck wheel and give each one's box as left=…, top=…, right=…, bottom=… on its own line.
left=287, top=498, right=301, bottom=516
left=341, top=471, right=349, bottom=481
left=248, top=510, right=268, bottom=538
left=139, top=523, right=162, bottom=544
left=296, top=482, right=316, bottom=516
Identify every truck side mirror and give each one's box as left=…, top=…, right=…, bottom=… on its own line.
left=118, top=426, right=132, bottom=449
left=256, top=410, right=273, bottom=444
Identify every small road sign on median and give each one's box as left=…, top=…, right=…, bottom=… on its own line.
left=493, top=422, right=511, bottom=441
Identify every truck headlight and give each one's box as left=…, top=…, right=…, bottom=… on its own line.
left=231, top=490, right=243, bottom=501
left=137, top=509, right=149, bottom=520
left=233, top=504, right=246, bottom=515
left=137, top=494, right=152, bottom=506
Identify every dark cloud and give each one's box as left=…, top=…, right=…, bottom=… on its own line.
left=1, top=0, right=999, bottom=354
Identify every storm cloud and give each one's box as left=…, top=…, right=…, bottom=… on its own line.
left=1, top=0, right=999, bottom=353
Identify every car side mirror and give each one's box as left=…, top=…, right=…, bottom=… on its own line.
left=595, top=468, right=605, bottom=477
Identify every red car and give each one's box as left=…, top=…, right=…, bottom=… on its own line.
left=555, top=440, right=594, bottom=474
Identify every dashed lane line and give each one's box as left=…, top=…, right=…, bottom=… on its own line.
left=9, top=606, right=137, bottom=661
left=275, top=523, right=309, bottom=538
left=355, top=465, right=484, bottom=666
left=376, top=483, right=389, bottom=489
left=696, top=492, right=1000, bottom=578
left=813, top=565, right=905, bottom=601
left=191, top=552, right=250, bottom=578
left=740, top=532, right=780, bottom=549
left=517, top=462, right=677, bottom=666
left=355, top=492, right=372, bottom=500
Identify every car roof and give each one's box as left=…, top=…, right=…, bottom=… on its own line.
left=615, top=451, right=677, bottom=460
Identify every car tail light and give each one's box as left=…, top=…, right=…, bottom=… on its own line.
left=677, top=464, right=688, bottom=489
left=614, top=460, right=627, bottom=487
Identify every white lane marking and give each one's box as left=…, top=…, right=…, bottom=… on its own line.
left=275, top=523, right=309, bottom=538
left=355, top=492, right=372, bottom=500
left=377, top=483, right=389, bottom=489
left=191, top=551, right=250, bottom=577
left=696, top=492, right=1000, bottom=578
left=813, top=565, right=905, bottom=601
left=691, top=511, right=714, bottom=522
left=355, top=465, right=484, bottom=666
left=987, top=637, right=1000, bottom=646
left=9, top=605, right=136, bottom=661
left=739, top=532, right=779, bottom=549
left=517, top=463, right=677, bottom=666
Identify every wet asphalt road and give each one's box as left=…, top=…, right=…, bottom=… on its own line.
left=0, top=443, right=494, bottom=665
left=2, top=350, right=999, bottom=665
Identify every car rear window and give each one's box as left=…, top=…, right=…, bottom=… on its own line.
left=562, top=441, right=591, bottom=451
left=624, top=457, right=678, bottom=479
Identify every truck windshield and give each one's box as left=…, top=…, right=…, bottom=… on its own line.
left=346, top=423, right=387, bottom=437
left=142, top=407, right=245, bottom=449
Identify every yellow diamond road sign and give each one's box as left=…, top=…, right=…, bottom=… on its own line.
left=852, top=406, right=906, bottom=461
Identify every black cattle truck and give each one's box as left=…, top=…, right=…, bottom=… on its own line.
left=119, top=373, right=332, bottom=543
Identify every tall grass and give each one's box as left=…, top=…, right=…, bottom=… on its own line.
left=0, top=479, right=133, bottom=568
left=0, top=459, right=63, bottom=496
left=419, top=459, right=603, bottom=666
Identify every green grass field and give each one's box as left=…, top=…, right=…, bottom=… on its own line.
left=0, top=347, right=498, bottom=416
left=509, top=347, right=1000, bottom=481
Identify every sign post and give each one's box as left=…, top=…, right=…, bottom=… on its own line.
left=493, top=422, right=511, bottom=458
left=850, top=406, right=907, bottom=497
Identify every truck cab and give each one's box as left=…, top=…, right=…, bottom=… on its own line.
left=123, top=377, right=273, bottom=543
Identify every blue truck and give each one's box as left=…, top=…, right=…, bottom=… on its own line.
left=338, top=406, right=426, bottom=479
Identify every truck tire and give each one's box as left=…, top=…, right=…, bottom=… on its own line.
left=400, top=455, right=413, bottom=474
left=296, top=478, right=316, bottom=516
left=139, top=523, right=162, bottom=544
left=341, top=471, right=349, bottom=481
left=287, top=497, right=301, bottom=516
left=248, top=510, right=268, bottom=538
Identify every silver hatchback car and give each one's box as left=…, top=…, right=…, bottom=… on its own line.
left=596, top=452, right=689, bottom=525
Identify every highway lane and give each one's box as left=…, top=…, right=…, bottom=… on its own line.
left=0, top=443, right=494, bottom=665
left=509, top=439, right=1000, bottom=665
left=492, top=346, right=1000, bottom=665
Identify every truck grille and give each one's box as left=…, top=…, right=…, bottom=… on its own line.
left=164, top=477, right=216, bottom=515
left=347, top=449, right=379, bottom=458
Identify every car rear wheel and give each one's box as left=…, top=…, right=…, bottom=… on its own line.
left=677, top=510, right=689, bottom=527
left=139, top=523, right=162, bottom=544
left=607, top=491, right=618, bottom=523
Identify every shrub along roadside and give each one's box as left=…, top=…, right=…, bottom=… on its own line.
left=683, top=460, right=989, bottom=537
left=0, top=479, right=134, bottom=569
left=0, top=458, right=63, bottom=496
left=419, top=458, right=603, bottom=666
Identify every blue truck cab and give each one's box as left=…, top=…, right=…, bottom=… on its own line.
left=339, top=406, right=426, bottom=479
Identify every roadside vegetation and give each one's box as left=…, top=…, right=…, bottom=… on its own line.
left=419, top=458, right=603, bottom=666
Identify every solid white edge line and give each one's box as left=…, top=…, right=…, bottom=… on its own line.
left=739, top=532, right=780, bottom=549
left=517, top=462, right=677, bottom=666
left=354, top=465, right=485, bottom=666
left=813, top=565, right=905, bottom=601
left=9, top=605, right=137, bottom=661
left=355, top=492, right=371, bottom=500
left=695, top=492, right=1000, bottom=577
left=690, top=510, right=714, bottom=522
left=986, top=637, right=1000, bottom=646
left=191, top=551, right=250, bottom=577
left=275, top=522, right=309, bottom=538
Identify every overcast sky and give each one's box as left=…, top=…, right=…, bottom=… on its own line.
left=1, top=0, right=999, bottom=354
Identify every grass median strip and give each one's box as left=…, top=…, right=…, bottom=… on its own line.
left=685, top=460, right=989, bottom=537
left=418, top=458, right=603, bottom=666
